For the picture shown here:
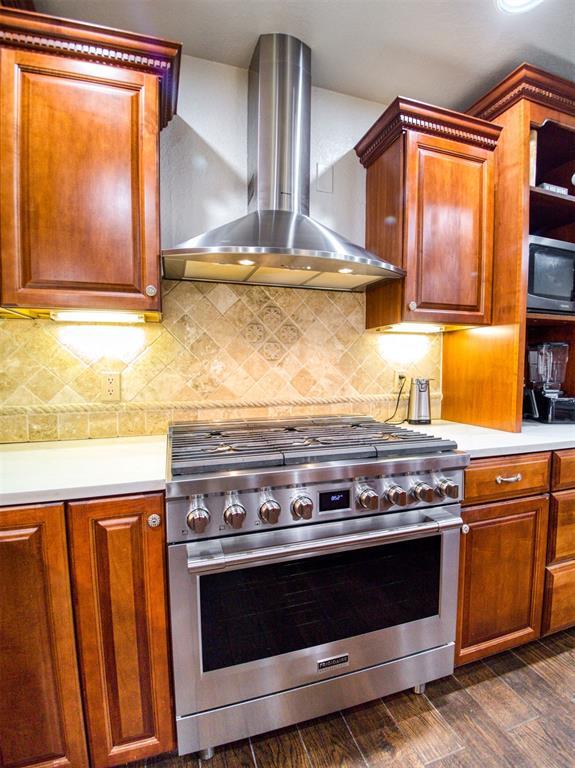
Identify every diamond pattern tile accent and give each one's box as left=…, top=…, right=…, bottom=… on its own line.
left=0, top=283, right=442, bottom=442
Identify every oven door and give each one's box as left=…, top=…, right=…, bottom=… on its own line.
left=168, top=506, right=461, bottom=716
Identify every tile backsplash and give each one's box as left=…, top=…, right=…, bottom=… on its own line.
left=0, top=281, right=441, bottom=442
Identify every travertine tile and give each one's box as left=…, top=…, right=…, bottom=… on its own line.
left=69, top=367, right=103, bottom=402
left=25, top=369, right=65, bottom=401
left=0, top=414, right=28, bottom=442
left=145, top=410, right=172, bottom=434
left=0, top=282, right=442, bottom=442
left=206, top=284, right=238, bottom=314
left=89, top=413, right=119, bottom=439
left=58, top=413, right=90, bottom=440
left=28, top=414, right=58, bottom=442
left=119, top=411, right=146, bottom=436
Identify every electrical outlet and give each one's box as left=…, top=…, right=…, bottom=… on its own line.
left=393, top=370, right=407, bottom=393
left=102, top=372, right=121, bottom=402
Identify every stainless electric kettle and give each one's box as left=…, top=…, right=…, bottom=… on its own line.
left=407, top=378, right=432, bottom=424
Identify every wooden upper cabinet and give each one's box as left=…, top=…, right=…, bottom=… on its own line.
left=67, top=493, right=174, bottom=767
left=0, top=7, right=180, bottom=315
left=0, top=503, right=88, bottom=768
left=442, top=65, right=575, bottom=433
left=355, top=98, right=501, bottom=328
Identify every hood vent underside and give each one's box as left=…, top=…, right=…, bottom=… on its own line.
left=162, top=34, right=404, bottom=291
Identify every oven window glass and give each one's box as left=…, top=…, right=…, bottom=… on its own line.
left=199, top=535, right=441, bottom=672
left=532, top=249, right=575, bottom=300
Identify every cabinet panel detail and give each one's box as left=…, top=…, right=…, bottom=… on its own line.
left=68, top=493, right=173, bottom=767
left=0, top=504, right=87, bottom=768
left=456, top=495, right=548, bottom=665
left=542, top=561, right=575, bottom=635
left=0, top=49, right=160, bottom=311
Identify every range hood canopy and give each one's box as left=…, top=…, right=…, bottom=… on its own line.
left=162, top=33, right=404, bottom=291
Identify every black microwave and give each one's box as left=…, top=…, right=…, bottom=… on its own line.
left=527, top=235, right=575, bottom=314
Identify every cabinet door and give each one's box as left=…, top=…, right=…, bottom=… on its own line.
left=542, top=560, right=575, bottom=635
left=0, top=48, right=160, bottom=311
left=0, top=504, right=88, bottom=768
left=68, top=493, right=174, bottom=767
left=456, top=495, right=548, bottom=666
left=403, top=131, right=494, bottom=325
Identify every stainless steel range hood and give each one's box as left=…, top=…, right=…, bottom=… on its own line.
left=162, top=33, right=404, bottom=291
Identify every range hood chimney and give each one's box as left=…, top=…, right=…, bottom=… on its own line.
left=162, top=33, right=404, bottom=291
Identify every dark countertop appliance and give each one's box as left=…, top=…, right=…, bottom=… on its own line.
left=527, top=235, right=575, bottom=315
left=526, top=342, right=575, bottom=423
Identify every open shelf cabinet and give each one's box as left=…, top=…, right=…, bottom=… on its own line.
left=442, top=64, right=575, bottom=432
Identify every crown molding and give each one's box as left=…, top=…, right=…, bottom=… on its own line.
left=0, top=7, right=181, bottom=127
left=467, top=63, right=575, bottom=122
left=355, top=96, right=502, bottom=168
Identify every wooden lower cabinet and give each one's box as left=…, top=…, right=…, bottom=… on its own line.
left=68, top=493, right=174, bottom=767
left=455, top=495, right=549, bottom=666
left=0, top=504, right=88, bottom=768
left=542, top=487, right=575, bottom=634
left=542, top=561, right=575, bottom=634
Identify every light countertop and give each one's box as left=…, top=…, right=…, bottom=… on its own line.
left=0, top=435, right=167, bottom=507
left=1, top=421, right=574, bottom=507
left=418, top=420, right=575, bottom=459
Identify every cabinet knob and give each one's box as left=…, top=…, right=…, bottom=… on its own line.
left=462, top=524, right=470, bottom=535
left=145, top=284, right=158, bottom=297
left=408, top=301, right=417, bottom=311
left=147, top=513, right=162, bottom=528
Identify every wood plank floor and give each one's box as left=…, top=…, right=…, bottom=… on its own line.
left=142, top=628, right=575, bottom=768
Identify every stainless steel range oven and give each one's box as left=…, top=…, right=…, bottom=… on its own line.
left=165, top=417, right=468, bottom=758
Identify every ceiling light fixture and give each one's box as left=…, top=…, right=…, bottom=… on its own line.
left=496, top=0, right=544, bottom=13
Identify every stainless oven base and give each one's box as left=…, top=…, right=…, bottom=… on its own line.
left=175, top=642, right=454, bottom=756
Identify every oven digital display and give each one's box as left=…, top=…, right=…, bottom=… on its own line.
left=319, top=489, right=351, bottom=512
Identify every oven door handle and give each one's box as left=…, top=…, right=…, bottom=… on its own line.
left=186, top=517, right=451, bottom=574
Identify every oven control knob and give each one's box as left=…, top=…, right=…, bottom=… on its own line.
left=386, top=484, right=408, bottom=506
left=223, top=503, right=247, bottom=529
left=291, top=496, right=313, bottom=520
left=436, top=478, right=460, bottom=499
left=186, top=506, right=210, bottom=534
left=357, top=485, right=379, bottom=510
left=259, top=500, right=281, bottom=525
left=411, top=481, right=434, bottom=503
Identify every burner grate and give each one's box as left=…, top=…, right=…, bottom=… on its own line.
left=168, top=416, right=457, bottom=477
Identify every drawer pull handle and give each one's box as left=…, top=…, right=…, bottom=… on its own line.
left=496, top=473, right=522, bottom=485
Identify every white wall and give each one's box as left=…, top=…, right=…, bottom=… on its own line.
left=160, top=54, right=386, bottom=248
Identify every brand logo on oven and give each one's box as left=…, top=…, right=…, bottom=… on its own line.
left=317, top=654, right=349, bottom=672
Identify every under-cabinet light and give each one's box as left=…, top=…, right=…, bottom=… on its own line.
left=495, top=0, right=544, bottom=13
left=380, top=323, right=443, bottom=334
left=50, top=310, right=145, bottom=324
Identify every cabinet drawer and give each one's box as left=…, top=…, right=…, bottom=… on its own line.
left=542, top=560, right=575, bottom=635
left=548, top=490, right=575, bottom=564
left=552, top=449, right=575, bottom=491
left=463, top=452, right=550, bottom=506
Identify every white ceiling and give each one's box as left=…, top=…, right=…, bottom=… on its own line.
left=35, top=0, right=575, bottom=109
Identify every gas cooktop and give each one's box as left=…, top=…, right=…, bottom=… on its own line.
left=168, top=416, right=457, bottom=477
